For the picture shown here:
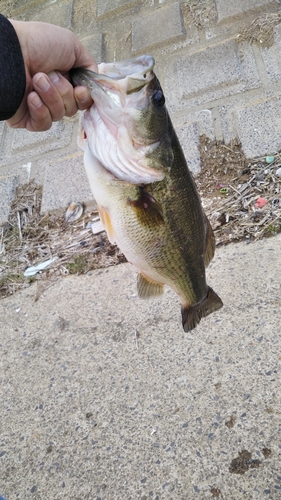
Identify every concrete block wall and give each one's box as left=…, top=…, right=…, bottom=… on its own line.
left=1, top=0, right=281, bottom=223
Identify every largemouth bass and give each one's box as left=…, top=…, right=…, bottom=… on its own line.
left=71, top=56, right=223, bottom=332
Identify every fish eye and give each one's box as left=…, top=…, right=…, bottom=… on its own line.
left=152, top=90, right=165, bottom=107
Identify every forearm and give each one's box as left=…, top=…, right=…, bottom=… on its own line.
left=0, top=15, right=26, bottom=120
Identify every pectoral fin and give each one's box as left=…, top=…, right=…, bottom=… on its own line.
left=127, top=187, right=164, bottom=228
left=137, top=272, right=164, bottom=298
left=98, top=206, right=116, bottom=243
left=181, top=286, right=223, bottom=332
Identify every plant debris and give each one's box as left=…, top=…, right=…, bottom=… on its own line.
left=237, top=12, right=281, bottom=48
left=197, top=136, right=281, bottom=246
left=181, top=0, right=217, bottom=30
left=0, top=181, right=126, bottom=299
left=1, top=137, right=281, bottom=299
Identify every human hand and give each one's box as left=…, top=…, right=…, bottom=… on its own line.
left=7, top=20, right=98, bottom=131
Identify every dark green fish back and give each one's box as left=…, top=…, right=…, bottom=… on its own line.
left=145, top=120, right=210, bottom=304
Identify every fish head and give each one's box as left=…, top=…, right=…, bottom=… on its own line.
left=71, top=56, right=173, bottom=184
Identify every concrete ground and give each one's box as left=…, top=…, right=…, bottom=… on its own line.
left=1, top=234, right=280, bottom=500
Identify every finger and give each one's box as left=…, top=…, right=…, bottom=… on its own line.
left=72, top=40, right=98, bottom=73
left=74, top=86, right=93, bottom=110
left=32, top=73, right=66, bottom=122
left=26, top=91, right=53, bottom=131
left=47, top=71, right=79, bottom=117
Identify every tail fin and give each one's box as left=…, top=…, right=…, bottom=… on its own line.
left=181, top=287, right=223, bottom=332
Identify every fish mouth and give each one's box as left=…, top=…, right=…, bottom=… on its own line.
left=72, top=55, right=165, bottom=185
left=71, top=55, right=155, bottom=95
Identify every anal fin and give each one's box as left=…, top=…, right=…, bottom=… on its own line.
left=137, top=272, right=164, bottom=299
left=181, top=286, right=223, bottom=332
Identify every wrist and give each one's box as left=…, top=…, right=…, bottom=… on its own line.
left=9, top=19, right=33, bottom=98
left=9, top=20, right=30, bottom=71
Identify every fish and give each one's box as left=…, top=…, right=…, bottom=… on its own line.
left=71, top=55, right=223, bottom=332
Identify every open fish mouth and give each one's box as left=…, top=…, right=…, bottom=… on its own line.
left=97, top=55, right=155, bottom=79
left=71, top=55, right=155, bottom=96
left=71, top=55, right=166, bottom=184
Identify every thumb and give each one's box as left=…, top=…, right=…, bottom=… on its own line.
left=72, top=41, right=98, bottom=72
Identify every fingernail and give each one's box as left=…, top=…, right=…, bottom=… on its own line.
left=48, top=71, right=60, bottom=84
left=35, top=74, right=50, bottom=92
left=29, top=92, right=42, bottom=109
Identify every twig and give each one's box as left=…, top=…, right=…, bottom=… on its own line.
left=229, top=184, right=241, bottom=195
left=0, top=227, right=4, bottom=255
left=17, top=211, right=22, bottom=244
left=256, top=214, right=281, bottom=240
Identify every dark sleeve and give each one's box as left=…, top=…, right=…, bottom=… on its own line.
left=0, top=15, right=26, bottom=120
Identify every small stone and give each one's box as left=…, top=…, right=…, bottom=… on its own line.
left=276, top=167, right=281, bottom=177
left=225, top=415, right=236, bottom=428
left=256, top=173, right=265, bottom=181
